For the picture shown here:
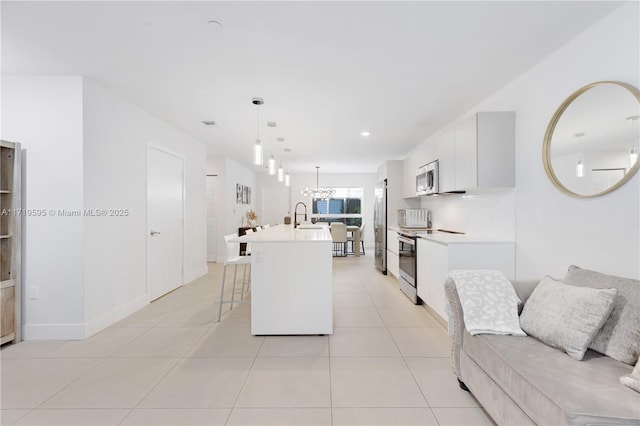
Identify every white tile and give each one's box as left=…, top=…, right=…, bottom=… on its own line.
left=377, top=306, right=442, bottom=328
left=187, top=326, right=264, bottom=357
left=368, top=291, right=414, bottom=307
left=40, top=358, right=178, bottom=409
left=1, top=358, right=103, bottom=409
left=332, top=281, right=367, bottom=293
left=138, top=357, right=253, bottom=408
left=258, top=336, right=329, bottom=357
left=330, top=327, right=400, bottom=357
left=332, top=408, right=438, bottom=425
left=113, top=327, right=208, bottom=358
left=1, top=409, right=30, bottom=425
left=333, top=307, right=385, bottom=327
left=46, top=327, right=148, bottom=358
left=332, top=293, right=373, bottom=308
left=0, top=340, right=66, bottom=358
left=405, top=357, right=479, bottom=407
left=226, top=408, right=331, bottom=425
left=330, top=357, right=427, bottom=407
left=13, top=409, right=129, bottom=425
left=153, top=304, right=219, bottom=328
left=121, top=409, right=230, bottom=425
left=235, top=357, right=330, bottom=408
left=388, top=327, right=452, bottom=357
left=431, top=407, right=495, bottom=425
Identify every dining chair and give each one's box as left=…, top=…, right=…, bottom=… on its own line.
left=330, top=222, right=348, bottom=257
left=217, top=233, right=251, bottom=322
left=347, top=223, right=365, bottom=255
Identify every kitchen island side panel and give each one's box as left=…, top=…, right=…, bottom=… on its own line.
left=250, top=240, right=333, bottom=335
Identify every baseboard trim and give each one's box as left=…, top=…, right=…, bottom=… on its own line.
left=184, top=264, right=208, bottom=284
left=23, top=323, right=86, bottom=340
left=84, top=294, right=149, bottom=337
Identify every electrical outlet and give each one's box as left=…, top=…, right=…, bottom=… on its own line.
left=30, top=286, right=39, bottom=300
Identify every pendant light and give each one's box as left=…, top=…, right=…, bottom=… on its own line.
left=252, top=97, right=264, bottom=166
left=301, top=166, right=335, bottom=199
left=267, top=121, right=277, bottom=175
left=628, top=115, right=639, bottom=167
left=277, top=164, right=284, bottom=182
left=285, top=171, right=291, bottom=186
left=576, top=159, right=585, bottom=177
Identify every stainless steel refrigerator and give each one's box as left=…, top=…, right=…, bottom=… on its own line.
left=374, top=179, right=387, bottom=274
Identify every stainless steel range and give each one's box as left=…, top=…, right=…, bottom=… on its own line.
left=397, top=228, right=423, bottom=304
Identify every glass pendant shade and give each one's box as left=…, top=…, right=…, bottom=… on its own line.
left=253, top=139, right=263, bottom=165
left=268, top=154, right=276, bottom=175
left=277, top=165, right=284, bottom=182
left=576, top=159, right=585, bottom=177
left=630, top=147, right=638, bottom=166
left=285, top=172, right=290, bottom=186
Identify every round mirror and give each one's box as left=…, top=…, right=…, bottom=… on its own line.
left=543, top=81, right=640, bottom=198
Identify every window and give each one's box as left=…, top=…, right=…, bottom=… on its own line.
left=311, top=187, right=363, bottom=226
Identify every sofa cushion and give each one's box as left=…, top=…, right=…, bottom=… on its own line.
left=463, top=331, right=640, bottom=425
left=519, top=276, right=617, bottom=360
left=565, top=265, right=640, bottom=365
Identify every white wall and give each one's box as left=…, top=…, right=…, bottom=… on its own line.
left=207, top=156, right=256, bottom=262
left=2, top=75, right=207, bottom=339
left=2, top=76, right=86, bottom=339
left=420, top=2, right=639, bottom=279
left=82, top=78, right=207, bottom=335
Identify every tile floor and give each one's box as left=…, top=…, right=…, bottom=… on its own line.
left=0, top=254, right=494, bottom=425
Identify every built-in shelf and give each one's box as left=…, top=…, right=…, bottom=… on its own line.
left=1, top=140, right=21, bottom=346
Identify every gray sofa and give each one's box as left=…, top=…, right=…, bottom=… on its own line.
left=445, top=273, right=640, bottom=425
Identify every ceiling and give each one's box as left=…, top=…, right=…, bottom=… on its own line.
left=1, top=1, right=623, bottom=174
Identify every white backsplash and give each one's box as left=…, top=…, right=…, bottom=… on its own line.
left=420, top=188, right=515, bottom=240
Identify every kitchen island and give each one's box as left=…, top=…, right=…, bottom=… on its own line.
left=237, top=224, right=333, bottom=335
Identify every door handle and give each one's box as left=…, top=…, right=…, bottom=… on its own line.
left=150, top=230, right=161, bottom=236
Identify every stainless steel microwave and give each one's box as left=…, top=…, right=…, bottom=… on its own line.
left=416, top=160, right=439, bottom=195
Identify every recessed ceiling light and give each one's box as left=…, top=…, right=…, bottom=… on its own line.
left=361, top=130, right=370, bottom=137
left=267, top=121, right=277, bottom=127
left=202, top=120, right=216, bottom=126
left=574, top=132, right=585, bottom=138
left=277, top=137, right=285, bottom=142
left=284, top=148, right=292, bottom=152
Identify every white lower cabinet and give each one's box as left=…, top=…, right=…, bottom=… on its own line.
left=416, top=238, right=515, bottom=324
left=387, top=229, right=399, bottom=277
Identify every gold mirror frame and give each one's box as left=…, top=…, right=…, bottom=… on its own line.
left=542, top=80, right=640, bottom=198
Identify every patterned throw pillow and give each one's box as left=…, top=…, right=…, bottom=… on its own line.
left=520, top=276, right=617, bottom=360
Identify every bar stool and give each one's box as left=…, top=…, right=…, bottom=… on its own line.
left=217, top=233, right=251, bottom=322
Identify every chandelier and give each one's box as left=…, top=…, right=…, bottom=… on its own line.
left=301, top=166, right=335, bottom=199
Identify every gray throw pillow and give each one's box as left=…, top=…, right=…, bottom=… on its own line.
left=565, top=265, right=640, bottom=365
left=520, top=276, right=617, bottom=360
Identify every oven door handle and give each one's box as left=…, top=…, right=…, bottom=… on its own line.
left=397, top=236, right=416, bottom=245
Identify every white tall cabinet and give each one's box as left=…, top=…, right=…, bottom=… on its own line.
left=417, top=236, right=515, bottom=324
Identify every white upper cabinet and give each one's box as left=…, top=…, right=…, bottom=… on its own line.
left=455, top=112, right=515, bottom=191
left=435, top=128, right=456, bottom=193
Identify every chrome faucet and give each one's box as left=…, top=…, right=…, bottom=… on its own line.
left=294, top=202, right=307, bottom=228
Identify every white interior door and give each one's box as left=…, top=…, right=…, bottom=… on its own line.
left=206, top=175, right=217, bottom=262
left=147, top=147, right=184, bottom=301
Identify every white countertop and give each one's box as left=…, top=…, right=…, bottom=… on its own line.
left=388, top=226, right=513, bottom=245
left=236, top=224, right=332, bottom=243
left=416, top=232, right=514, bottom=245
